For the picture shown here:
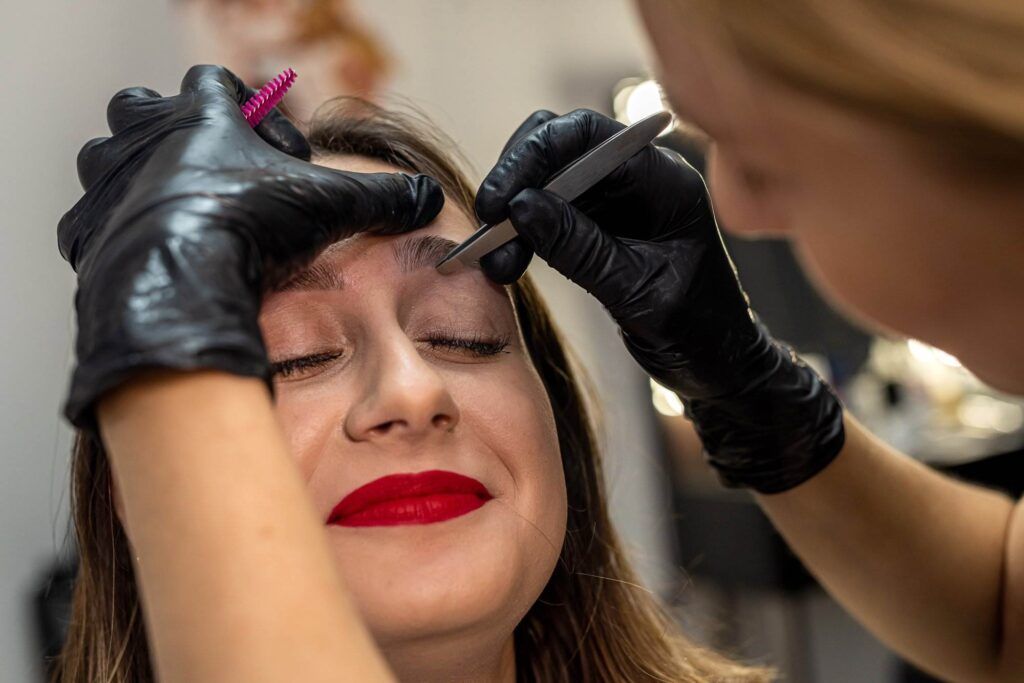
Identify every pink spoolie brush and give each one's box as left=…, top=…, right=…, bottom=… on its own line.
left=241, top=68, right=297, bottom=128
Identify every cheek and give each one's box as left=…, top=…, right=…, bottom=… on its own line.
left=787, top=199, right=948, bottom=341
left=449, top=355, right=566, bottom=538
left=707, top=147, right=788, bottom=236
left=791, top=233, right=891, bottom=328
left=271, top=384, right=348, bottom=480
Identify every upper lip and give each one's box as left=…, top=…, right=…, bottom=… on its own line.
left=327, top=470, right=492, bottom=524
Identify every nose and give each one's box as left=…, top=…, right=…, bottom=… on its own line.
left=344, top=335, right=460, bottom=443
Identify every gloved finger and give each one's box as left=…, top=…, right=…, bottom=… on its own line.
left=480, top=237, right=533, bottom=284
left=106, top=86, right=167, bottom=134
left=352, top=171, right=445, bottom=235
left=507, top=188, right=635, bottom=307
left=179, top=63, right=241, bottom=100
left=476, top=109, right=624, bottom=225
left=181, top=64, right=311, bottom=160
left=252, top=106, right=311, bottom=161
left=222, top=67, right=311, bottom=161
left=256, top=168, right=444, bottom=286
left=76, top=137, right=112, bottom=190
left=57, top=203, right=86, bottom=269
left=499, top=110, right=558, bottom=155
left=296, top=167, right=445, bottom=238
left=178, top=64, right=254, bottom=126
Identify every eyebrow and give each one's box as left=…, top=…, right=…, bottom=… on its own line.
left=272, top=235, right=463, bottom=293
left=392, top=234, right=461, bottom=274
left=273, top=260, right=345, bottom=293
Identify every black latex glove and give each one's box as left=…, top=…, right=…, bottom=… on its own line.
left=475, top=110, right=558, bottom=280
left=58, top=65, right=443, bottom=429
left=476, top=109, right=844, bottom=494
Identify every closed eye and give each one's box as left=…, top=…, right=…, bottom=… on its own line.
left=269, top=332, right=510, bottom=380
left=270, top=351, right=343, bottom=378
left=422, top=332, right=511, bottom=357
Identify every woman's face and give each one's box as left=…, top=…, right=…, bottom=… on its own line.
left=636, top=1, right=1024, bottom=387
left=258, top=155, right=566, bottom=653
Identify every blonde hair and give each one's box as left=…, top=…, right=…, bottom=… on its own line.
left=678, top=0, right=1024, bottom=177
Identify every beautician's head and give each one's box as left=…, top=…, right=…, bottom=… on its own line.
left=637, top=0, right=1024, bottom=390
left=58, top=99, right=768, bottom=682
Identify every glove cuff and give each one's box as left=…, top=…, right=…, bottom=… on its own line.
left=686, top=339, right=846, bottom=494
left=64, top=217, right=271, bottom=432
left=64, top=331, right=272, bottom=432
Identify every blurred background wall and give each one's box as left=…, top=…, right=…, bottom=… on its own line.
left=1, top=2, right=184, bottom=680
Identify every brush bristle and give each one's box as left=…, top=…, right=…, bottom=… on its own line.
left=242, top=68, right=297, bottom=127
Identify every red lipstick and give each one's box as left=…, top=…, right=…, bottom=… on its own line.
left=328, top=470, right=492, bottom=527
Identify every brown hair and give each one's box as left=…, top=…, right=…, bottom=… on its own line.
left=675, top=0, right=1024, bottom=178
left=55, top=98, right=771, bottom=682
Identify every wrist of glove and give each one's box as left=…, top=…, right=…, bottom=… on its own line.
left=624, top=317, right=846, bottom=494
left=65, top=205, right=270, bottom=430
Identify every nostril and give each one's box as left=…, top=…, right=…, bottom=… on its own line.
left=369, top=421, right=397, bottom=437
left=354, top=412, right=455, bottom=440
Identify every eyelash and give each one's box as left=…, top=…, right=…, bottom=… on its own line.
left=269, top=332, right=511, bottom=378
left=270, top=351, right=342, bottom=378
left=422, top=331, right=511, bottom=356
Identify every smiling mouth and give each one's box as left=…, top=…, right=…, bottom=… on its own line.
left=327, top=470, right=493, bottom=527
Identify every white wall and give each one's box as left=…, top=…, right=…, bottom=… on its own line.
left=0, top=1, right=189, bottom=679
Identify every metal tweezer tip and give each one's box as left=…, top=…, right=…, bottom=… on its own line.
left=435, top=254, right=462, bottom=275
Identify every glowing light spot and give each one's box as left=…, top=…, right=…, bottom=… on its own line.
left=650, top=379, right=684, bottom=417
left=907, top=339, right=962, bottom=369
left=957, top=395, right=1024, bottom=434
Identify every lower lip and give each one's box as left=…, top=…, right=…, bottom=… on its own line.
left=331, top=493, right=489, bottom=527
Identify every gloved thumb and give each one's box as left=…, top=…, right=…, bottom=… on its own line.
left=480, top=237, right=533, bottom=284
left=182, top=64, right=312, bottom=160
left=268, top=165, right=445, bottom=240
left=507, top=188, right=637, bottom=308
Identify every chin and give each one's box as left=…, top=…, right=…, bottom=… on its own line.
left=325, top=500, right=560, bottom=645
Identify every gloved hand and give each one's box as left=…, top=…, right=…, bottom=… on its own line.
left=58, top=65, right=443, bottom=430
left=475, top=109, right=844, bottom=494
